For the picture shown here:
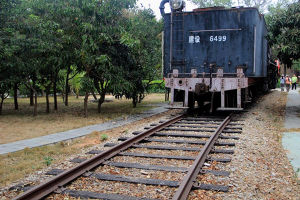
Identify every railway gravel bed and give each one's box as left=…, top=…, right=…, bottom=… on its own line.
left=3, top=111, right=238, bottom=199
left=0, top=109, right=183, bottom=199
left=215, top=90, right=300, bottom=200
left=1, top=90, right=299, bottom=199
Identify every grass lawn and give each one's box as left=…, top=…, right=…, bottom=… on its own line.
left=0, top=93, right=165, bottom=144
left=0, top=107, right=173, bottom=189
left=0, top=131, right=116, bottom=187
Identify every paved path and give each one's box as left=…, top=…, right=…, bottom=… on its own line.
left=284, top=88, right=300, bottom=129
left=282, top=87, right=300, bottom=180
left=0, top=104, right=169, bottom=155
left=282, top=133, right=300, bottom=179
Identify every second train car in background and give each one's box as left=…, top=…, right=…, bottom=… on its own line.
left=160, top=0, right=278, bottom=111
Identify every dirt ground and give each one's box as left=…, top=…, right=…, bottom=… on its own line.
left=1, top=90, right=300, bottom=199
left=0, top=93, right=165, bottom=144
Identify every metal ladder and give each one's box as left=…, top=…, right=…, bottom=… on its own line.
left=170, top=11, right=185, bottom=73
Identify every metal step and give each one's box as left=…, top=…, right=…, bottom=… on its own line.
left=217, top=107, right=244, bottom=111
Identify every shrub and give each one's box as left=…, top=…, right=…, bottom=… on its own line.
left=44, top=156, right=54, bottom=166
left=100, top=134, right=108, bottom=141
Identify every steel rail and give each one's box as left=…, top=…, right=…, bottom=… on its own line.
left=172, top=114, right=232, bottom=200
left=14, top=114, right=185, bottom=200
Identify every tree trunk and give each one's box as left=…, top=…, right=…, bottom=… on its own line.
left=0, top=96, right=4, bottom=115
left=92, top=91, right=97, bottom=100
left=84, top=92, right=89, bottom=118
left=33, top=91, right=38, bottom=116
left=284, top=64, right=287, bottom=76
left=53, top=76, right=58, bottom=110
left=46, top=87, right=50, bottom=113
left=132, top=95, right=138, bottom=108
left=14, top=83, right=18, bottom=110
left=93, top=79, right=105, bottom=113
left=30, top=89, right=34, bottom=106
left=76, top=91, right=79, bottom=99
left=138, top=93, right=144, bottom=103
left=65, top=66, right=71, bottom=106
left=97, top=92, right=105, bottom=113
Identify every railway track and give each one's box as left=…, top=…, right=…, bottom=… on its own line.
left=13, top=113, right=243, bottom=200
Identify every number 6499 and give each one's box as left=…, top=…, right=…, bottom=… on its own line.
left=209, top=36, right=226, bottom=42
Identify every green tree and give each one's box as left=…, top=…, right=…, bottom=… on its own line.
left=70, top=71, right=85, bottom=99
left=80, top=75, right=95, bottom=117
left=79, top=0, right=137, bottom=112
left=0, top=0, right=163, bottom=115
left=120, top=8, right=163, bottom=107
left=0, top=79, right=11, bottom=115
left=266, top=2, right=300, bottom=69
left=190, top=0, right=233, bottom=8
left=190, top=0, right=276, bottom=11
left=0, top=0, right=23, bottom=112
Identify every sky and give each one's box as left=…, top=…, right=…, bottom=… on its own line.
left=137, top=0, right=198, bottom=19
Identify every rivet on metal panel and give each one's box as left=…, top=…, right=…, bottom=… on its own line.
left=217, top=68, right=223, bottom=77
left=173, top=69, right=179, bottom=78
left=237, top=79, right=241, bottom=88
left=236, top=67, right=244, bottom=78
left=221, top=79, right=224, bottom=89
left=191, top=69, right=197, bottom=78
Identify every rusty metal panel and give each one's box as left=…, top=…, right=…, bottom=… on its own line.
left=165, top=77, right=248, bottom=92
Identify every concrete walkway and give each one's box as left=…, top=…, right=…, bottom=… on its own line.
left=0, top=103, right=169, bottom=155
left=284, top=88, right=300, bottom=129
left=282, top=88, right=300, bottom=180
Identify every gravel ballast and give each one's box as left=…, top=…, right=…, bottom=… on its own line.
left=215, top=90, right=300, bottom=199
left=1, top=90, right=300, bottom=199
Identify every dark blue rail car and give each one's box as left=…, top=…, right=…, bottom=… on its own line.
left=163, top=7, right=268, bottom=78
left=160, top=1, right=277, bottom=110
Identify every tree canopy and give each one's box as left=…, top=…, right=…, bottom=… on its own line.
left=0, top=0, right=163, bottom=116
left=266, top=1, right=300, bottom=68
left=189, top=0, right=297, bottom=12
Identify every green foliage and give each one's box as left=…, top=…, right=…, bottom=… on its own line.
left=266, top=2, right=300, bottom=68
left=0, top=0, right=162, bottom=115
left=190, top=0, right=284, bottom=11
left=190, top=0, right=233, bottom=8
left=43, top=156, right=54, bottom=166
left=292, top=60, right=300, bottom=71
left=118, top=8, right=163, bottom=106
left=100, top=134, right=108, bottom=141
left=80, top=76, right=95, bottom=92
left=144, top=80, right=166, bottom=93
left=70, top=72, right=85, bottom=97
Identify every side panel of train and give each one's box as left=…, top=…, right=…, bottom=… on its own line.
left=162, top=7, right=277, bottom=110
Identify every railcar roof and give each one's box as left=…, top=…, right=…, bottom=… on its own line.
left=165, top=6, right=266, bottom=27
left=165, top=6, right=262, bottom=15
